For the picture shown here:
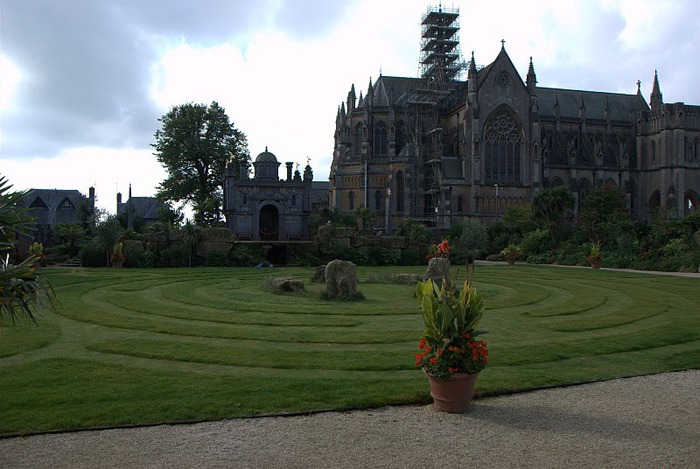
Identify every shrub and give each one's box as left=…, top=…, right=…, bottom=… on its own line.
left=139, top=250, right=157, bottom=268
left=363, top=246, right=401, bottom=266
left=157, top=245, right=188, bottom=268
left=399, top=247, right=418, bottom=265
left=324, top=243, right=367, bottom=265
left=525, top=253, right=550, bottom=265
left=205, top=250, right=230, bottom=267
left=229, top=244, right=264, bottom=267
left=79, top=242, right=108, bottom=267
left=124, top=247, right=143, bottom=268
left=521, top=229, right=552, bottom=257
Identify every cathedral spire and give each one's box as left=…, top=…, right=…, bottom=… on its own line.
left=651, top=69, right=663, bottom=111
left=526, top=56, right=537, bottom=92
left=347, top=84, right=356, bottom=112
left=467, top=51, right=478, bottom=109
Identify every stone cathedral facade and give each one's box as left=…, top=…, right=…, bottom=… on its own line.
left=329, top=8, right=700, bottom=232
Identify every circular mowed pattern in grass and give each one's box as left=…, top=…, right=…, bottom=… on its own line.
left=1, top=265, right=698, bottom=434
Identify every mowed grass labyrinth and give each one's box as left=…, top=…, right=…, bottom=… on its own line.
left=0, top=265, right=698, bottom=435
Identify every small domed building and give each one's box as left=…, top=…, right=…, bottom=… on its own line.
left=223, top=147, right=328, bottom=240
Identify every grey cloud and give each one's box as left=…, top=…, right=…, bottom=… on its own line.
left=1, top=0, right=363, bottom=161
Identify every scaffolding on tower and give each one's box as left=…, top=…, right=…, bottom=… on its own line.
left=402, top=5, right=466, bottom=226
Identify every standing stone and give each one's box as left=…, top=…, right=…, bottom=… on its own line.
left=312, top=265, right=326, bottom=283
left=325, top=259, right=358, bottom=300
left=425, top=257, right=451, bottom=289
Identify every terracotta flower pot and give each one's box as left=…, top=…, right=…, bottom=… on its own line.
left=425, top=371, right=479, bottom=413
left=507, top=258, right=515, bottom=265
left=591, top=261, right=601, bottom=270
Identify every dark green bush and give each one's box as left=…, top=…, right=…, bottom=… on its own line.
left=205, top=250, right=230, bottom=267
left=324, top=243, right=367, bottom=265
left=157, top=245, right=187, bottom=268
left=399, top=246, right=422, bottom=265
left=521, top=229, right=552, bottom=257
left=229, top=244, right=264, bottom=267
left=139, top=250, right=157, bottom=268
left=79, top=242, right=108, bottom=267
left=363, top=246, right=401, bottom=266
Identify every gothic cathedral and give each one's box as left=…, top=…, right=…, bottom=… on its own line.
left=329, top=6, right=700, bottom=232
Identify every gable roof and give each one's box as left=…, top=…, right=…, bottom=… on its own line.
left=538, top=87, right=649, bottom=122
left=16, top=189, right=86, bottom=226
left=117, top=196, right=164, bottom=221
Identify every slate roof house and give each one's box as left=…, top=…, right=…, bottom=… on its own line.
left=329, top=6, right=700, bottom=231
left=116, top=185, right=165, bottom=229
left=16, top=187, right=95, bottom=244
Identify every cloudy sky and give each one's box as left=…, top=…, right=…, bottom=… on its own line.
left=2, top=0, right=699, bottom=214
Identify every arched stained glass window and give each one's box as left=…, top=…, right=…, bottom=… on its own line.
left=353, top=124, right=362, bottom=157
left=395, top=171, right=405, bottom=213
left=484, top=108, right=521, bottom=184
left=374, top=122, right=388, bottom=155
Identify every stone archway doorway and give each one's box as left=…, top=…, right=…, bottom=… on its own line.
left=259, top=204, right=279, bottom=241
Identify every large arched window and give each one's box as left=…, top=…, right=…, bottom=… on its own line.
left=348, top=191, right=355, bottom=211
left=375, top=191, right=382, bottom=211
left=648, top=190, right=661, bottom=218
left=395, top=123, right=406, bottom=155
left=374, top=122, right=388, bottom=156
left=395, top=171, right=405, bottom=213
left=685, top=190, right=699, bottom=215
left=353, top=124, right=362, bottom=157
left=483, top=107, right=521, bottom=184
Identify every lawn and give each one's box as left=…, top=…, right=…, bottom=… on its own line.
left=0, top=264, right=698, bottom=436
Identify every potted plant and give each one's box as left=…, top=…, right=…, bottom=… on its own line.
left=587, top=241, right=603, bottom=269
left=500, top=243, right=522, bottom=264
left=111, top=241, right=125, bottom=268
left=415, top=277, right=488, bottom=413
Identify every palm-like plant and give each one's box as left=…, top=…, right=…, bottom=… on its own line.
left=182, top=220, right=201, bottom=268
left=0, top=176, right=53, bottom=322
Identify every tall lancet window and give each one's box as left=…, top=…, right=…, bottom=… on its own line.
left=484, top=107, right=522, bottom=184
left=374, top=122, right=388, bottom=156
left=353, top=124, right=363, bottom=157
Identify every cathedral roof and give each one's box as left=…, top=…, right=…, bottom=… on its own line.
left=538, top=88, right=649, bottom=121
left=255, top=147, right=278, bottom=163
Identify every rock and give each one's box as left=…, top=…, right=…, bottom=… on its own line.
left=325, top=259, right=358, bottom=300
left=265, top=277, right=305, bottom=294
left=312, top=265, right=326, bottom=283
left=196, top=228, right=234, bottom=259
left=425, top=257, right=451, bottom=288
left=393, top=273, right=424, bottom=285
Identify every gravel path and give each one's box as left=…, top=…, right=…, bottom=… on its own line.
left=1, top=370, right=698, bottom=468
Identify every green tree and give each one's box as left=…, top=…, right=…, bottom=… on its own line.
left=0, top=175, right=52, bottom=322
left=531, top=187, right=575, bottom=243
left=354, top=207, right=375, bottom=235
left=53, top=224, right=86, bottom=256
left=455, top=219, right=489, bottom=266
left=397, top=218, right=433, bottom=245
left=577, top=185, right=629, bottom=243
left=153, top=101, right=250, bottom=226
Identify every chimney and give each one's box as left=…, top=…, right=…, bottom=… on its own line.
left=117, top=192, right=122, bottom=205
left=286, top=162, right=293, bottom=181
